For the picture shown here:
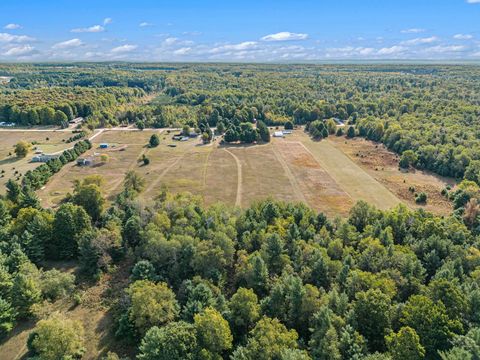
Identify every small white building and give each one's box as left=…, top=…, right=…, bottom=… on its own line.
left=273, top=131, right=285, bottom=138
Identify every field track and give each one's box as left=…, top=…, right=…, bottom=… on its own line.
left=298, top=139, right=402, bottom=210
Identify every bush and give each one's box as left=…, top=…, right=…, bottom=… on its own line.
left=415, top=192, right=427, bottom=204
left=284, top=121, right=294, bottom=130
left=347, top=126, right=356, bottom=138
left=149, top=134, right=160, bottom=147
left=28, top=313, right=85, bottom=360
left=40, top=269, right=75, bottom=301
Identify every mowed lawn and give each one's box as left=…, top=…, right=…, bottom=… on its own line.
left=0, top=130, right=75, bottom=195
left=292, top=132, right=402, bottom=211
left=36, top=128, right=403, bottom=217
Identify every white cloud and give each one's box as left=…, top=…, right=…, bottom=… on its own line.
left=424, top=45, right=466, bottom=53
left=139, top=22, right=153, bottom=27
left=111, top=44, right=138, bottom=53
left=3, top=45, right=36, bottom=56
left=71, top=25, right=105, bottom=33
left=0, top=33, right=35, bottom=43
left=377, top=45, right=407, bottom=55
left=453, top=34, right=473, bottom=40
left=52, top=38, right=84, bottom=49
left=103, top=18, right=112, bottom=25
left=400, top=36, right=438, bottom=45
left=163, top=37, right=178, bottom=46
left=183, top=31, right=202, bottom=36
left=261, top=32, right=308, bottom=41
left=4, top=23, right=22, bottom=30
left=467, top=0, right=480, bottom=3
left=401, top=28, right=426, bottom=34
left=173, top=47, right=192, bottom=55
left=210, top=41, right=258, bottom=54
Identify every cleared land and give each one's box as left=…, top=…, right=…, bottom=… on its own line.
left=328, top=136, right=454, bottom=215
left=290, top=132, right=402, bottom=211
left=0, top=130, right=75, bottom=194
left=34, top=129, right=426, bottom=217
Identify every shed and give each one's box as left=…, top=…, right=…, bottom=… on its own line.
left=273, top=131, right=285, bottom=138
left=77, top=157, right=95, bottom=166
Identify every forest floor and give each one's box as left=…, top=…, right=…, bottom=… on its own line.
left=35, top=128, right=454, bottom=217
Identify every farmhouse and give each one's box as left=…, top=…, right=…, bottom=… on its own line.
left=31, top=154, right=59, bottom=163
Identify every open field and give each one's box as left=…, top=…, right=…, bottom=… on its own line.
left=32, top=128, right=439, bottom=217
left=328, top=136, right=454, bottom=215
left=0, top=130, right=76, bottom=194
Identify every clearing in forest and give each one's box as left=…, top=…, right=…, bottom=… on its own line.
left=32, top=128, right=455, bottom=217
left=292, top=132, right=402, bottom=211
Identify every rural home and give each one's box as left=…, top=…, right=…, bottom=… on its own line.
left=31, top=154, right=59, bottom=163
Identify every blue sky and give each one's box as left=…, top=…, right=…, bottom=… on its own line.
left=1, top=0, right=480, bottom=61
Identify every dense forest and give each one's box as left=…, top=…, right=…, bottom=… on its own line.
left=1, top=170, right=480, bottom=359
left=1, top=63, right=480, bottom=359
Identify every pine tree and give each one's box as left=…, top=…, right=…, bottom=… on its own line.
left=0, top=297, right=16, bottom=339
left=11, top=273, right=41, bottom=318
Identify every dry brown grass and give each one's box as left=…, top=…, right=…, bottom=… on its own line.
left=0, top=131, right=74, bottom=195
left=329, top=136, right=454, bottom=215
left=35, top=128, right=453, bottom=217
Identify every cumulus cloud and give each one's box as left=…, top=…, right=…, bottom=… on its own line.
left=453, top=34, right=473, bottom=40
left=377, top=45, right=407, bottom=55
left=71, top=25, right=105, bottom=33
left=400, top=36, right=438, bottom=45
left=163, top=37, right=178, bottom=46
left=139, top=22, right=153, bottom=27
left=3, top=45, right=37, bottom=56
left=173, top=47, right=192, bottom=55
left=261, top=32, right=308, bottom=41
left=4, top=23, right=22, bottom=30
left=401, top=28, right=426, bottom=34
left=0, top=33, right=35, bottom=43
left=111, top=44, right=138, bottom=53
left=210, top=41, right=258, bottom=54
left=52, top=38, right=84, bottom=49
left=424, top=45, right=466, bottom=53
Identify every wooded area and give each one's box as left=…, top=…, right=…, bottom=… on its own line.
left=1, top=63, right=480, bottom=360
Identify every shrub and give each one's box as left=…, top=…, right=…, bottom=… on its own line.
left=415, top=192, right=427, bottom=204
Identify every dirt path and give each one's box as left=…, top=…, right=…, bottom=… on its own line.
left=271, top=143, right=308, bottom=205
left=296, top=139, right=402, bottom=210
left=107, top=147, right=149, bottom=198
left=144, top=152, right=189, bottom=196
left=223, top=148, right=243, bottom=207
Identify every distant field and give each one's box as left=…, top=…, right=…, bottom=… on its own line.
left=34, top=129, right=431, bottom=217
left=0, top=130, right=75, bottom=194
left=329, top=136, right=454, bottom=215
